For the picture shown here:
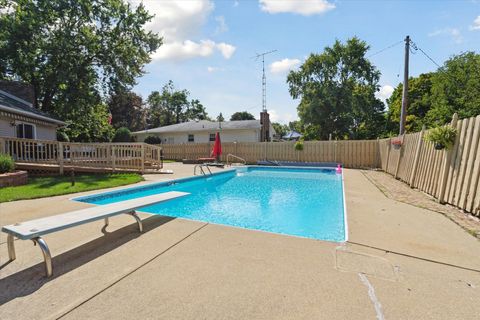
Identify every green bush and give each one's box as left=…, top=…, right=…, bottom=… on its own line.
left=112, top=127, right=132, bottom=142
left=294, top=141, right=304, bottom=151
left=56, top=130, right=70, bottom=142
left=0, top=154, right=15, bottom=174
left=144, top=135, right=162, bottom=145
left=424, top=126, right=457, bottom=150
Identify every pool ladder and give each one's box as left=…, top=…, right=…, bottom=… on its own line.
left=194, top=164, right=213, bottom=176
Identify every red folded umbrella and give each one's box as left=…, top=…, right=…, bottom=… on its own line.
left=211, top=132, right=222, bottom=162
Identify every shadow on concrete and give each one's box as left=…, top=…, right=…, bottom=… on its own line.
left=0, top=215, right=175, bottom=305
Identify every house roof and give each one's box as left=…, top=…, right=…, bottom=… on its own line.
left=0, top=90, right=65, bottom=125
left=132, top=120, right=262, bottom=134
left=283, top=131, right=302, bottom=139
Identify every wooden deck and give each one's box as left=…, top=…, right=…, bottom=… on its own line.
left=0, top=137, right=163, bottom=175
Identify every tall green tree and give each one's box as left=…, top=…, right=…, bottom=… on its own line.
left=287, top=37, right=385, bottom=140
left=187, top=99, right=209, bottom=121
left=386, top=73, right=434, bottom=134
left=427, top=52, right=480, bottom=126
left=0, top=0, right=162, bottom=141
left=230, top=111, right=255, bottom=121
left=147, top=81, right=209, bottom=128
left=108, top=90, right=145, bottom=131
left=386, top=52, right=480, bottom=133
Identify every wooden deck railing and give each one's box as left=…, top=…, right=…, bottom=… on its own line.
left=0, top=137, right=162, bottom=174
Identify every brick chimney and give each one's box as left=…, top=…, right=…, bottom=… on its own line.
left=260, top=111, right=270, bottom=142
left=0, top=80, right=35, bottom=104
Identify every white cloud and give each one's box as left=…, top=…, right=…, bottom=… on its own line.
left=269, top=58, right=301, bottom=74
left=268, top=109, right=296, bottom=124
left=130, top=0, right=236, bottom=61
left=259, top=0, right=335, bottom=16
left=215, top=16, right=228, bottom=34
left=428, top=28, right=463, bottom=44
left=376, top=85, right=394, bottom=102
left=470, top=16, right=480, bottom=30
left=216, top=43, right=236, bottom=59
left=152, top=40, right=216, bottom=61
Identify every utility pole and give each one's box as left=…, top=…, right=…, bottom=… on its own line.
left=252, top=50, right=277, bottom=112
left=399, top=35, right=410, bottom=135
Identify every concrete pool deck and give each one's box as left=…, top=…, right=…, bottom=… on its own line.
left=1, top=163, right=479, bottom=319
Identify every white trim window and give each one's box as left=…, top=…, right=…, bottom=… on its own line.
left=188, top=134, right=194, bottom=142
left=16, top=122, right=36, bottom=139
left=209, top=133, right=216, bottom=142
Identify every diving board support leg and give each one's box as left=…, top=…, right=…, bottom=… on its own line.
left=129, top=211, right=143, bottom=233
left=7, top=234, right=16, bottom=261
left=32, top=237, right=53, bottom=278
left=104, top=217, right=109, bottom=227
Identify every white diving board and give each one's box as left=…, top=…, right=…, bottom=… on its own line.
left=2, top=191, right=189, bottom=277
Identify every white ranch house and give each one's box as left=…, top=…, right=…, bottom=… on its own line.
left=133, top=117, right=275, bottom=144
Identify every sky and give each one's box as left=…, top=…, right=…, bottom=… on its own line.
left=132, top=0, right=480, bottom=124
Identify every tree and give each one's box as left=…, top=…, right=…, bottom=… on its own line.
left=187, top=99, right=209, bottom=121
left=386, top=73, right=434, bottom=134
left=108, top=90, right=145, bottom=131
left=230, top=111, right=255, bottom=121
left=217, top=113, right=225, bottom=122
left=427, top=52, right=480, bottom=126
left=272, top=122, right=288, bottom=138
left=147, top=81, right=208, bottom=128
left=287, top=37, right=385, bottom=140
left=386, top=52, right=480, bottom=133
left=0, top=0, right=162, bottom=141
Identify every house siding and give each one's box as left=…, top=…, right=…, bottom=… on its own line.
left=135, top=129, right=260, bottom=144
left=0, top=116, right=57, bottom=140
left=0, top=118, right=15, bottom=137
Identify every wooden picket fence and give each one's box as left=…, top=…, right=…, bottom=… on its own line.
left=161, top=140, right=379, bottom=168
left=379, top=114, right=480, bottom=216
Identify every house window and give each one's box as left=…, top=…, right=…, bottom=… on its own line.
left=188, top=134, right=194, bottom=142
left=209, top=133, right=216, bottom=141
left=16, top=123, right=35, bottom=139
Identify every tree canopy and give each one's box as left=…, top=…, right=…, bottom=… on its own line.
left=386, top=52, right=480, bottom=134
left=0, top=0, right=162, bottom=141
left=287, top=37, right=385, bottom=140
left=147, top=81, right=209, bottom=128
left=108, top=90, right=145, bottom=132
left=230, top=111, right=255, bottom=121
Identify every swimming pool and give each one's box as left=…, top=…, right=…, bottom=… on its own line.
left=75, top=166, right=347, bottom=242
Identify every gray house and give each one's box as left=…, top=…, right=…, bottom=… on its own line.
left=132, top=112, right=276, bottom=144
left=0, top=82, right=65, bottom=140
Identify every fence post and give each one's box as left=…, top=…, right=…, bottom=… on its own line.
left=385, top=138, right=391, bottom=173
left=394, top=134, right=405, bottom=179
left=409, top=126, right=425, bottom=187
left=375, top=138, right=380, bottom=168
left=438, top=113, right=458, bottom=203
left=58, top=142, right=64, bottom=175
left=141, top=144, right=145, bottom=174
left=111, top=146, right=116, bottom=172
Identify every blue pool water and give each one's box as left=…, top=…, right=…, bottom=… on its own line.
left=75, top=167, right=346, bottom=242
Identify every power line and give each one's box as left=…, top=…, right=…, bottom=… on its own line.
left=367, top=40, right=403, bottom=58
left=410, top=41, right=443, bottom=69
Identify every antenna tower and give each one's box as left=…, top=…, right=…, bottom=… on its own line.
left=252, top=50, right=277, bottom=112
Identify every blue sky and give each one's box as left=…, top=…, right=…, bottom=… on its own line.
left=133, top=0, right=480, bottom=124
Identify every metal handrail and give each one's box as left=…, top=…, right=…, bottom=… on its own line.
left=226, top=153, right=246, bottom=166
left=194, top=164, right=213, bottom=176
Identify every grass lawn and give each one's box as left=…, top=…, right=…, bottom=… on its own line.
left=0, top=173, right=143, bottom=202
